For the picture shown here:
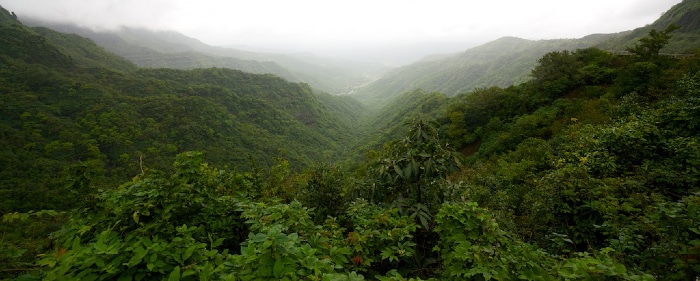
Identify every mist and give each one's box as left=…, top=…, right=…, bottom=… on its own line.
left=0, top=0, right=683, bottom=60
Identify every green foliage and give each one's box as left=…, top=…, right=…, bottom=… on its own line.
left=343, top=199, right=419, bottom=274
left=368, top=117, right=462, bottom=208
left=0, top=23, right=73, bottom=68
left=36, top=152, right=247, bottom=280
left=0, top=18, right=364, bottom=213
left=228, top=224, right=339, bottom=280
left=435, top=202, right=552, bottom=280
left=626, top=24, right=681, bottom=58
left=39, top=224, right=227, bottom=281
left=1, top=211, right=65, bottom=279
left=4, top=3, right=700, bottom=280
left=531, top=50, right=584, bottom=97
left=297, top=164, right=351, bottom=221
left=556, top=249, right=654, bottom=281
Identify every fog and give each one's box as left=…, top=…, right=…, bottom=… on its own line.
left=0, top=0, right=683, bottom=58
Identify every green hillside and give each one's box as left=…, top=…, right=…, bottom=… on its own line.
left=31, top=26, right=137, bottom=71
left=0, top=15, right=365, bottom=213
left=25, top=21, right=390, bottom=95
left=597, top=0, right=700, bottom=53
left=3, top=3, right=700, bottom=281
left=0, top=5, right=19, bottom=24
left=352, top=35, right=614, bottom=106
left=29, top=22, right=303, bottom=81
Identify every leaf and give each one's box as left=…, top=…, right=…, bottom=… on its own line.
left=182, top=244, right=196, bottom=261
left=128, top=246, right=148, bottom=267
left=393, top=164, right=403, bottom=178
left=273, top=259, right=285, bottom=278
left=418, top=214, right=429, bottom=229
left=168, top=266, right=180, bottom=281
left=403, top=165, right=412, bottom=179
left=199, top=263, right=213, bottom=281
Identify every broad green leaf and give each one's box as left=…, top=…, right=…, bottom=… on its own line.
left=182, top=244, right=196, bottom=261
left=273, top=259, right=285, bottom=278
left=168, top=266, right=181, bottom=281
left=127, top=246, right=148, bottom=267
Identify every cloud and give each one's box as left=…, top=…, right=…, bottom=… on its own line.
left=0, top=0, right=683, bottom=50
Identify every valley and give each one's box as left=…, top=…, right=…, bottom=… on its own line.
left=1, top=1, right=700, bottom=280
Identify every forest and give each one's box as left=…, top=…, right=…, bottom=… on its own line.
left=1, top=3, right=700, bottom=281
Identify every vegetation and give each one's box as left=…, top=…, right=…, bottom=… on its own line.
left=596, top=0, right=700, bottom=54
left=24, top=21, right=389, bottom=95
left=2, top=2, right=700, bottom=281
left=0, top=15, right=364, bottom=214
left=352, top=35, right=616, bottom=107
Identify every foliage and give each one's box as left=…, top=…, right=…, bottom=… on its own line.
left=34, top=152, right=247, bottom=280
left=368, top=117, right=462, bottom=207
left=353, top=36, right=615, bottom=106
left=4, top=3, right=700, bottom=280
left=435, top=202, right=552, bottom=280
left=297, top=164, right=351, bottom=221
left=626, top=24, right=681, bottom=58
left=0, top=16, right=365, bottom=213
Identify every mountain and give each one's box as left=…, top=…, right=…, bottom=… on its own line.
left=0, top=7, right=366, bottom=212
left=0, top=5, right=19, bottom=25
left=24, top=22, right=300, bottom=81
left=31, top=26, right=138, bottom=71
left=22, top=20, right=390, bottom=95
left=351, top=35, right=615, bottom=106
left=596, top=0, right=700, bottom=53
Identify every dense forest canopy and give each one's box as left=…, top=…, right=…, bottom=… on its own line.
left=2, top=1, right=700, bottom=280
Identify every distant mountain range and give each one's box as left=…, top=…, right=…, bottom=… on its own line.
left=351, top=0, right=700, bottom=106
left=350, top=34, right=617, bottom=106
left=597, top=0, right=700, bottom=53
left=13, top=0, right=700, bottom=106
left=21, top=19, right=390, bottom=95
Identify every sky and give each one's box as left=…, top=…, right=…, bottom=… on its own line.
left=0, top=0, right=684, bottom=56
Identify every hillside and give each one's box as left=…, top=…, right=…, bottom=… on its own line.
left=24, top=20, right=390, bottom=95
left=0, top=12, right=365, bottom=213
left=352, top=34, right=614, bottom=106
left=3, top=2, right=700, bottom=280
left=27, top=22, right=301, bottom=80
left=597, top=0, right=700, bottom=53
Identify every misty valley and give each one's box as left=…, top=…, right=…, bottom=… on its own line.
left=2, top=1, right=700, bottom=280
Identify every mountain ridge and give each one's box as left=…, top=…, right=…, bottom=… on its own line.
left=351, top=34, right=616, bottom=107
left=0, top=7, right=367, bottom=212
left=596, top=0, right=700, bottom=53
left=21, top=19, right=390, bottom=95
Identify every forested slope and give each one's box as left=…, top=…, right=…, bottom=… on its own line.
left=597, top=0, right=700, bottom=53
left=26, top=21, right=389, bottom=95
left=2, top=3, right=700, bottom=281
left=29, top=22, right=302, bottom=82
left=0, top=12, right=364, bottom=213
left=352, top=35, right=614, bottom=106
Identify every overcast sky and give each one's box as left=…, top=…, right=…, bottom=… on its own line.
left=0, top=0, right=683, bottom=55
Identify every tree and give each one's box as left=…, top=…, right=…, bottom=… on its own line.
left=627, top=24, right=680, bottom=58
left=370, top=117, right=463, bottom=208
left=530, top=50, right=583, bottom=97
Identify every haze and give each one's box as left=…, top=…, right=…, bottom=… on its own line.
left=0, top=0, right=683, bottom=58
